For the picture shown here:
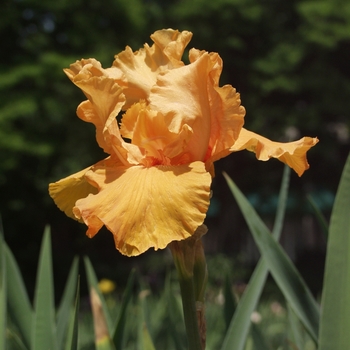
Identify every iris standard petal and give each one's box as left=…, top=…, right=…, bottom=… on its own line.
left=150, top=52, right=219, bottom=161
left=72, top=161, right=211, bottom=256
left=113, top=29, right=192, bottom=108
left=230, top=128, right=319, bottom=176
left=123, top=105, right=194, bottom=163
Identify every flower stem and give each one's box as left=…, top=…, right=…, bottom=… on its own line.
left=177, top=270, right=202, bottom=350
left=169, top=225, right=208, bottom=350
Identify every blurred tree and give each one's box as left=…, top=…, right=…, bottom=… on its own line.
left=1, top=0, right=349, bottom=293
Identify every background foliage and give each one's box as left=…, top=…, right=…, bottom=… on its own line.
left=1, top=0, right=349, bottom=295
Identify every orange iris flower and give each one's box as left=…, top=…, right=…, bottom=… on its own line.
left=49, top=29, right=318, bottom=256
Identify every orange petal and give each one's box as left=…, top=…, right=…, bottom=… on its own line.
left=65, top=60, right=145, bottom=165
left=49, top=166, right=98, bottom=221
left=48, top=157, right=124, bottom=221
left=231, top=128, right=319, bottom=176
left=122, top=104, right=194, bottom=162
left=150, top=50, right=245, bottom=163
left=64, top=59, right=126, bottom=155
left=206, top=84, right=245, bottom=163
left=113, top=29, right=192, bottom=108
left=150, top=52, right=216, bottom=161
left=73, top=161, right=211, bottom=256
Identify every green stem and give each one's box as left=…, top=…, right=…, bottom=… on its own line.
left=170, top=241, right=202, bottom=350
left=177, top=271, right=202, bottom=350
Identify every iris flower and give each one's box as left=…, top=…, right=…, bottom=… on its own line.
left=49, top=29, right=318, bottom=256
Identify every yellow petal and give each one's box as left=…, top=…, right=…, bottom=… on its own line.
left=113, top=29, right=192, bottom=108
left=73, top=161, right=211, bottom=256
left=49, top=166, right=98, bottom=221
left=231, top=128, right=319, bottom=176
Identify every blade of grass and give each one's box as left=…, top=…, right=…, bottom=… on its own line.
left=307, top=195, right=329, bottom=239
left=287, top=303, right=304, bottom=350
left=221, top=166, right=290, bottom=350
left=5, top=242, right=33, bottom=349
left=83, top=256, right=113, bottom=334
left=31, top=227, right=58, bottom=350
left=223, top=172, right=320, bottom=343
left=319, top=153, right=350, bottom=350
left=223, top=271, right=237, bottom=331
left=57, top=257, right=79, bottom=348
left=138, top=291, right=156, bottom=350
left=0, top=228, right=6, bottom=350
left=90, top=287, right=116, bottom=350
left=65, top=277, right=80, bottom=350
left=138, top=324, right=156, bottom=350
left=112, top=268, right=136, bottom=349
left=163, top=273, right=186, bottom=350
left=250, top=323, right=271, bottom=350
left=84, top=256, right=117, bottom=350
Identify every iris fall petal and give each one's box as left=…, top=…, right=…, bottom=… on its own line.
left=73, top=161, right=211, bottom=256
left=49, top=166, right=98, bottom=221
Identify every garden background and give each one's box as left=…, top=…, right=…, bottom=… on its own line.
left=1, top=0, right=349, bottom=300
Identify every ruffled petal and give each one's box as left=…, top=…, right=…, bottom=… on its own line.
left=73, top=161, right=211, bottom=256
left=122, top=103, right=194, bottom=163
left=113, top=29, right=192, bottom=108
left=49, top=166, right=98, bottom=221
left=206, top=84, right=245, bottom=162
left=64, top=60, right=145, bottom=165
left=186, top=49, right=246, bottom=164
left=230, top=128, right=319, bottom=176
left=150, top=52, right=221, bottom=161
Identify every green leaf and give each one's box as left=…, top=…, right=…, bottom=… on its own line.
left=138, top=322, right=156, bottom=350
left=163, top=274, right=186, bottom=350
left=90, top=286, right=116, bottom=350
left=65, top=278, right=80, bottom=350
left=0, top=227, right=6, bottom=350
left=5, top=242, right=33, bottom=349
left=223, top=272, right=237, bottom=331
left=138, top=291, right=156, bottom=350
left=250, top=323, right=271, bottom=350
left=57, top=257, right=79, bottom=348
left=112, top=269, right=136, bottom=349
left=221, top=166, right=290, bottom=350
left=287, top=303, right=304, bottom=350
left=83, top=256, right=113, bottom=334
left=223, top=172, right=320, bottom=343
left=84, top=256, right=116, bottom=350
left=31, top=227, right=58, bottom=350
left=319, top=153, right=350, bottom=350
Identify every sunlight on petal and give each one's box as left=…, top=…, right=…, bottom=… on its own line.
left=129, top=107, right=194, bottom=162
left=49, top=166, right=98, bottom=221
left=73, top=161, right=211, bottom=256
left=113, top=29, right=192, bottom=108
left=231, top=128, right=319, bottom=176
left=150, top=53, right=217, bottom=161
